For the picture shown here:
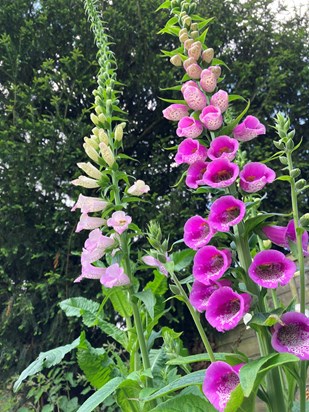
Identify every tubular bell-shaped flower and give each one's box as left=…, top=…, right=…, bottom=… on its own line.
left=203, top=362, right=244, bottom=411
left=200, top=68, right=217, bottom=92
left=71, top=175, right=100, bottom=189
left=185, top=160, right=208, bottom=189
left=233, top=115, right=266, bottom=142
left=208, top=195, right=246, bottom=232
left=107, top=211, right=132, bottom=235
left=162, top=104, right=189, bottom=121
left=210, top=90, right=229, bottom=113
left=183, top=215, right=216, bottom=249
left=205, top=286, right=251, bottom=332
left=175, top=138, right=207, bottom=165
left=183, top=85, right=207, bottom=111
left=142, top=255, right=169, bottom=276
left=201, top=158, right=239, bottom=189
left=100, top=263, right=130, bottom=288
left=271, top=312, right=309, bottom=360
left=81, top=228, right=115, bottom=263
left=240, top=162, right=276, bottom=193
left=189, top=279, right=232, bottom=312
left=185, top=62, right=202, bottom=79
left=75, top=213, right=106, bottom=233
left=208, top=136, right=239, bottom=161
left=248, top=250, right=296, bottom=288
left=74, top=262, right=107, bottom=283
left=71, top=194, right=108, bottom=213
left=193, top=246, right=232, bottom=284
left=127, top=180, right=150, bottom=196
left=199, top=106, right=223, bottom=130
left=176, top=117, right=204, bottom=139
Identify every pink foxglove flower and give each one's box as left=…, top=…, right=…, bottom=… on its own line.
left=186, top=161, right=208, bottom=189
left=233, top=115, right=266, bottom=142
left=262, top=219, right=309, bottom=256
left=100, top=263, right=130, bottom=288
left=206, top=286, right=251, bottom=332
left=208, top=65, right=222, bottom=79
left=183, top=85, right=207, bottom=111
left=81, top=229, right=115, bottom=263
left=175, top=139, right=207, bottom=165
left=210, top=90, right=229, bottom=113
left=127, top=180, right=150, bottom=196
left=181, top=80, right=200, bottom=94
left=202, top=158, right=239, bottom=189
left=200, top=68, right=217, bottom=93
left=248, top=250, right=296, bottom=288
left=76, top=213, right=106, bottom=233
left=203, top=362, right=244, bottom=412
left=185, top=62, right=202, bottom=79
left=189, top=279, right=231, bottom=312
left=162, top=104, right=189, bottom=121
left=176, top=117, right=204, bottom=139
left=271, top=312, right=309, bottom=360
left=71, top=194, right=108, bottom=214
left=240, top=162, right=276, bottom=193
left=142, top=255, right=169, bottom=276
left=208, top=195, right=246, bottom=232
left=188, top=41, right=202, bottom=60
left=193, top=246, right=232, bottom=284
left=74, top=262, right=107, bottom=283
left=208, top=136, right=239, bottom=161
left=183, top=215, right=215, bottom=249
left=199, top=106, right=223, bottom=130
left=107, top=211, right=132, bottom=235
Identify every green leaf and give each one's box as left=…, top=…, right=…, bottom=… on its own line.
left=60, top=297, right=99, bottom=321
left=276, top=175, right=292, bottom=182
left=107, top=288, right=133, bottom=318
left=167, top=352, right=247, bottom=366
left=76, top=377, right=124, bottom=412
left=224, top=385, right=244, bottom=412
left=220, top=99, right=250, bottom=135
left=116, top=379, right=144, bottom=412
left=134, top=290, right=156, bottom=319
left=244, top=213, right=274, bottom=237
left=159, top=97, right=187, bottom=104
left=118, top=153, right=139, bottom=162
left=248, top=309, right=284, bottom=331
left=172, top=248, right=196, bottom=271
left=228, top=94, right=246, bottom=102
left=13, top=337, right=80, bottom=391
left=145, top=272, right=168, bottom=296
left=96, top=318, right=128, bottom=348
left=155, top=0, right=171, bottom=11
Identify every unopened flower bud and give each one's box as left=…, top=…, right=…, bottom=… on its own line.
left=95, top=105, right=103, bottom=115
left=287, top=130, right=295, bottom=139
left=188, top=44, right=202, bottom=60
left=71, top=176, right=100, bottom=189
left=179, top=32, right=189, bottom=43
left=170, top=54, right=183, bottom=67
left=184, top=38, right=194, bottom=50
left=202, top=48, right=214, bottom=63
left=191, top=30, right=199, bottom=39
left=300, top=213, right=309, bottom=228
left=99, top=142, right=115, bottom=167
left=296, top=179, right=306, bottom=190
left=84, top=136, right=99, bottom=149
left=262, top=240, right=272, bottom=249
left=290, top=168, right=300, bottom=178
left=92, top=127, right=99, bottom=137
left=190, top=22, right=198, bottom=31
left=183, top=57, right=196, bottom=69
left=279, top=156, right=288, bottom=165
left=98, top=129, right=109, bottom=145
left=184, top=16, right=191, bottom=26
left=114, top=124, right=125, bottom=141
left=90, top=113, right=99, bottom=125
left=209, top=65, right=221, bottom=79
left=98, top=113, right=107, bottom=123
left=83, top=142, right=100, bottom=164
left=179, top=28, right=187, bottom=36
left=179, top=11, right=186, bottom=18
left=273, top=140, right=285, bottom=150
left=286, top=139, right=294, bottom=150
left=77, top=162, right=102, bottom=179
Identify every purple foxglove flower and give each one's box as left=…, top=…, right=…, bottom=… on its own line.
left=203, top=361, right=244, bottom=412
left=162, top=104, right=189, bottom=121
left=71, top=194, right=108, bottom=214
left=206, top=286, right=251, bottom=332
left=185, top=62, right=202, bottom=79
left=285, top=220, right=309, bottom=256
left=107, top=211, right=132, bottom=235
left=100, top=263, right=130, bottom=288
left=193, top=246, right=232, bottom=284
left=208, top=195, right=246, bottom=232
left=183, top=86, right=207, bottom=111
left=186, top=161, right=208, bottom=189
left=74, top=262, right=107, bottom=283
left=210, top=90, right=229, bottom=113
left=202, top=158, right=239, bottom=189
left=181, top=80, right=199, bottom=94
left=271, top=312, right=309, bottom=360
left=233, top=115, right=266, bottom=142
left=189, top=279, right=232, bottom=312
left=200, top=68, right=217, bottom=93
left=75, top=213, right=106, bottom=233
left=81, top=229, right=115, bottom=264
left=176, top=117, right=204, bottom=139
left=208, top=65, right=222, bottom=79
left=200, top=106, right=223, bottom=131
left=142, top=255, right=169, bottom=276
left=248, top=249, right=296, bottom=288
left=127, top=180, right=150, bottom=196
left=208, top=136, right=239, bottom=161
left=240, top=162, right=276, bottom=193
left=184, top=215, right=215, bottom=249
left=175, top=138, right=207, bottom=165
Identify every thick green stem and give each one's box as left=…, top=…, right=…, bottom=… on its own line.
left=169, top=269, right=216, bottom=363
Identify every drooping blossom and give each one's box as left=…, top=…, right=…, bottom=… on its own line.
left=209, top=65, right=221, bottom=79
left=201, top=158, right=239, bottom=189
left=233, top=115, right=266, bottom=142
left=203, top=362, right=244, bottom=412
left=186, top=161, right=208, bottom=189
left=81, top=228, right=115, bottom=264
left=175, top=139, right=207, bottom=165
left=176, top=117, right=204, bottom=139
left=100, top=263, right=130, bottom=288
left=71, top=194, right=108, bottom=214
left=193, top=246, right=232, bottom=284
left=185, top=62, right=202, bottom=79
left=183, top=85, right=207, bottom=111
left=202, top=48, right=214, bottom=63
left=240, top=162, right=276, bottom=193
left=189, top=279, right=231, bottom=312
left=77, top=162, right=101, bottom=180
left=248, top=250, right=296, bottom=288
left=263, top=220, right=309, bottom=256
left=183, top=215, right=216, bottom=249
left=75, top=213, right=106, bottom=233
left=142, top=255, right=169, bottom=276
left=206, top=286, right=251, bottom=332
left=271, top=312, right=309, bottom=360
left=162, top=104, right=189, bottom=121
left=74, top=262, right=106, bottom=283
left=200, top=68, right=217, bottom=93
left=208, top=136, right=239, bottom=161
left=200, top=106, right=223, bottom=131
left=210, top=90, right=229, bottom=113
left=71, top=176, right=100, bottom=189
left=127, top=180, right=150, bottom=196
left=208, top=195, right=246, bottom=232
left=107, top=211, right=132, bottom=235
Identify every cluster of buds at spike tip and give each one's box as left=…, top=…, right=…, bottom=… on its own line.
left=114, top=122, right=126, bottom=141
